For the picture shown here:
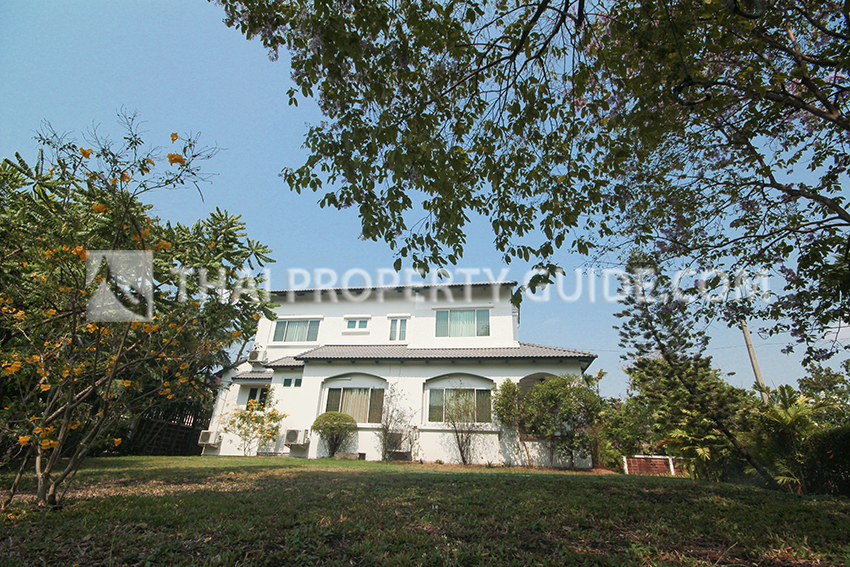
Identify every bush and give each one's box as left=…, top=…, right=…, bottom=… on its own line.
left=803, top=425, right=850, bottom=497
left=312, top=412, right=357, bottom=456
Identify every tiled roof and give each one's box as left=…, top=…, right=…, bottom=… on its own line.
left=269, top=281, right=518, bottom=295
left=296, top=342, right=595, bottom=361
left=265, top=356, right=306, bottom=368
left=232, top=370, right=274, bottom=381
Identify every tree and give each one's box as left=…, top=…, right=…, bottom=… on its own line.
left=492, top=379, right=533, bottom=466
left=525, top=375, right=601, bottom=468
left=443, top=388, right=483, bottom=465
left=626, top=358, right=754, bottom=481
left=215, top=0, right=849, bottom=362
left=221, top=392, right=288, bottom=456
left=615, top=253, right=782, bottom=488
left=598, top=394, right=658, bottom=461
left=312, top=411, right=358, bottom=456
left=751, top=384, right=837, bottom=491
left=0, top=114, right=274, bottom=508
left=375, top=384, right=415, bottom=461
left=797, top=362, right=850, bottom=427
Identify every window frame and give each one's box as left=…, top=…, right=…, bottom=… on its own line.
left=271, top=319, right=321, bottom=343
left=427, top=387, right=492, bottom=423
left=245, top=386, right=269, bottom=408
left=435, top=309, right=490, bottom=338
left=325, top=386, right=384, bottom=424
left=389, top=318, right=408, bottom=341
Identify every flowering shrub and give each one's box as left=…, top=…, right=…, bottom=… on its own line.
left=0, top=113, right=274, bottom=508
left=222, top=392, right=288, bottom=456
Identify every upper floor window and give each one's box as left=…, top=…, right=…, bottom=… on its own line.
left=325, top=387, right=384, bottom=423
left=245, top=386, right=269, bottom=407
left=347, top=319, right=368, bottom=329
left=389, top=318, right=407, bottom=341
left=272, top=320, right=320, bottom=342
left=435, top=309, right=490, bottom=337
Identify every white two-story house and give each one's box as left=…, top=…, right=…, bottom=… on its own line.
left=202, top=281, right=596, bottom=466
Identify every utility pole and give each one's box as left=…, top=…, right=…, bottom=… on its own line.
left=740, top=318, right=769, bottom=404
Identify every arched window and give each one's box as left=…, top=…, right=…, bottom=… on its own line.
left=425, top=374, right=494, bottom=423
left=322, top=374, right=387, bottom=424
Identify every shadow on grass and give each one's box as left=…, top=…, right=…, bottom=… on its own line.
left=2, top=458, right=849, bottom=566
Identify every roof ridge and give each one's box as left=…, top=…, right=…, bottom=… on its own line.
left=269, top=281, right=518, bottom=294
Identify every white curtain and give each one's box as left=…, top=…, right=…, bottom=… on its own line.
left=284, top=321, right=308, bottom=342
left=340, top=388, right=370, bottom=423
left=450, top=310, right=475, bottom=337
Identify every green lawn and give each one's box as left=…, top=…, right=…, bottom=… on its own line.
left=2, top=457, right=848, bottom=566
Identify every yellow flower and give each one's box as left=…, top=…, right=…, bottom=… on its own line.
left=74, top=246, right=87, bottom=260
left=3, top=361, right=21, bottom=375
left=80, top=147, right=93, bottom=158
left=61, top=369, right=70, bottom=378
left=110, top=178, right=118, bottom=186
left=145, top=158, right=155, bottom=166
left=36, top=426, right=54, bottom=437
left=170, top=132, right=178, bottom=143
left=70, top=421, right=81, bottom=430
left=40, top=384, right=51, bottom=392
left=44, top=309, right=56, bottom=316
left=86, top=323, right=98, bottom=333
left=122, top=380, right=132, bottom=387
left=167, top=153, right=185, bottom=166
left=232, top=330, right=243, bottom=339
left=41, top=439, right=59, bottom=450
left=114, top=438, right=122, bottom=446
left=179, top=362, right=189, bottom=370
left=92, top=203, right=108, bottom=213
left=18, top=436, right=31, bottom=446
left=120, top=171, right=131, bottom=183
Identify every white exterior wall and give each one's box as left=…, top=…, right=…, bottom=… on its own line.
left=204, top=283, right=592, bottom=468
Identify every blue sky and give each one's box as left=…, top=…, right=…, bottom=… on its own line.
left=0, top=0, right=821, bottom=397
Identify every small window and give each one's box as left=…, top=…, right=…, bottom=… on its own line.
left=325, top=387, right=384, bottom=423
left=246, top=387, right=269, bottom=407
left=294, top=378, right=302, bottom=387
left=389, top=318, right=407, bottom=341
left=283, top=378, right=292, bottom=387
left=347, top=319, right=368, bottom=329
left=435, top=310, right=490, bottom=337
left=273, top=320, right=320, bottom=342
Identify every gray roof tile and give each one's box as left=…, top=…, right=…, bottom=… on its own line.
left=265, top=356, right=306, bottom=368
left=269, top=281, right=518, bottom=295
left=232, top=370, right=274, bottom=381
left=296, top=342, right=595, bottom=361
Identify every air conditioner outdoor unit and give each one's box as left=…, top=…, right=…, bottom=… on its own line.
left=247, top=348, right=266, bottom=362
left=198, top=430, right=221, bottom=446
left=284, top=429, right=310, bottom=445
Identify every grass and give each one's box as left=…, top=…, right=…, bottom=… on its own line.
left=2, top=457, right=849, bottom=566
